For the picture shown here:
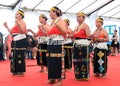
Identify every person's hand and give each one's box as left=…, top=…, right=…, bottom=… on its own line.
left=53, top=22, right=59, bottom=27
left=66, top=33, right=74, bottom=38
left=98, top=38, right=104, bottom=42
left=3, top=22, right=8, bottom=28
left=97, top=38, right=103, bottom=42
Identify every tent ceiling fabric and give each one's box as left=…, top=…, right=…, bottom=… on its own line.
left=0, top=0, right=120, bottom=19
left=0, top=0, right=18, bottom=5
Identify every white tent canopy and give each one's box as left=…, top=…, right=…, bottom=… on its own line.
left=0, top=0, right=120, bottom=18
left=0, top=0, right=120, bottom=37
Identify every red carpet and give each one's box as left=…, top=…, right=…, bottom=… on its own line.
left=0, top=54, right=120, bottom=86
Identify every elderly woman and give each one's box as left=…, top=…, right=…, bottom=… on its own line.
left=68, top=12, right=91, bottom=80
left=92, top=17, right=109, bottom=77
left=27, top=14, right=49, bottom=73
left=46, top=6, right=67, bottom=86
left=4, top=9, right=27, bottom=75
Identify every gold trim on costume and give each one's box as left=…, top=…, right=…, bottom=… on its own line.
left=64, top=46, right=73, bottom=48
left=39, top=14, right=47, bottom=20
left=50, top=7, right=57, bottom=11
left=40, top=14, right=46, bottom=18
left=18, top=60, right=22, bottom=64
left=96, top=18, right=103, bottom=23
left=77, top=12, right=85, bottom=17
left=18, top=10, right=24, bottom=16
left=49, top=53, right=62, bottom=58
left=97, top=51, right=104, bottom=58
left=18, top=55, right=21, bottom=58
left=38, top=49, right=47, bottom=52
left=12, top=48, right=26, bottom=50
left=64, top=19, right=70, bottom=25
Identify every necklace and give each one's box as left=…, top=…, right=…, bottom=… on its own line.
left=50, top=17, right=60, bottom=27
left=75, top=23, right=84, bottom=32
left=94, top=28, right=103, bottom=38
